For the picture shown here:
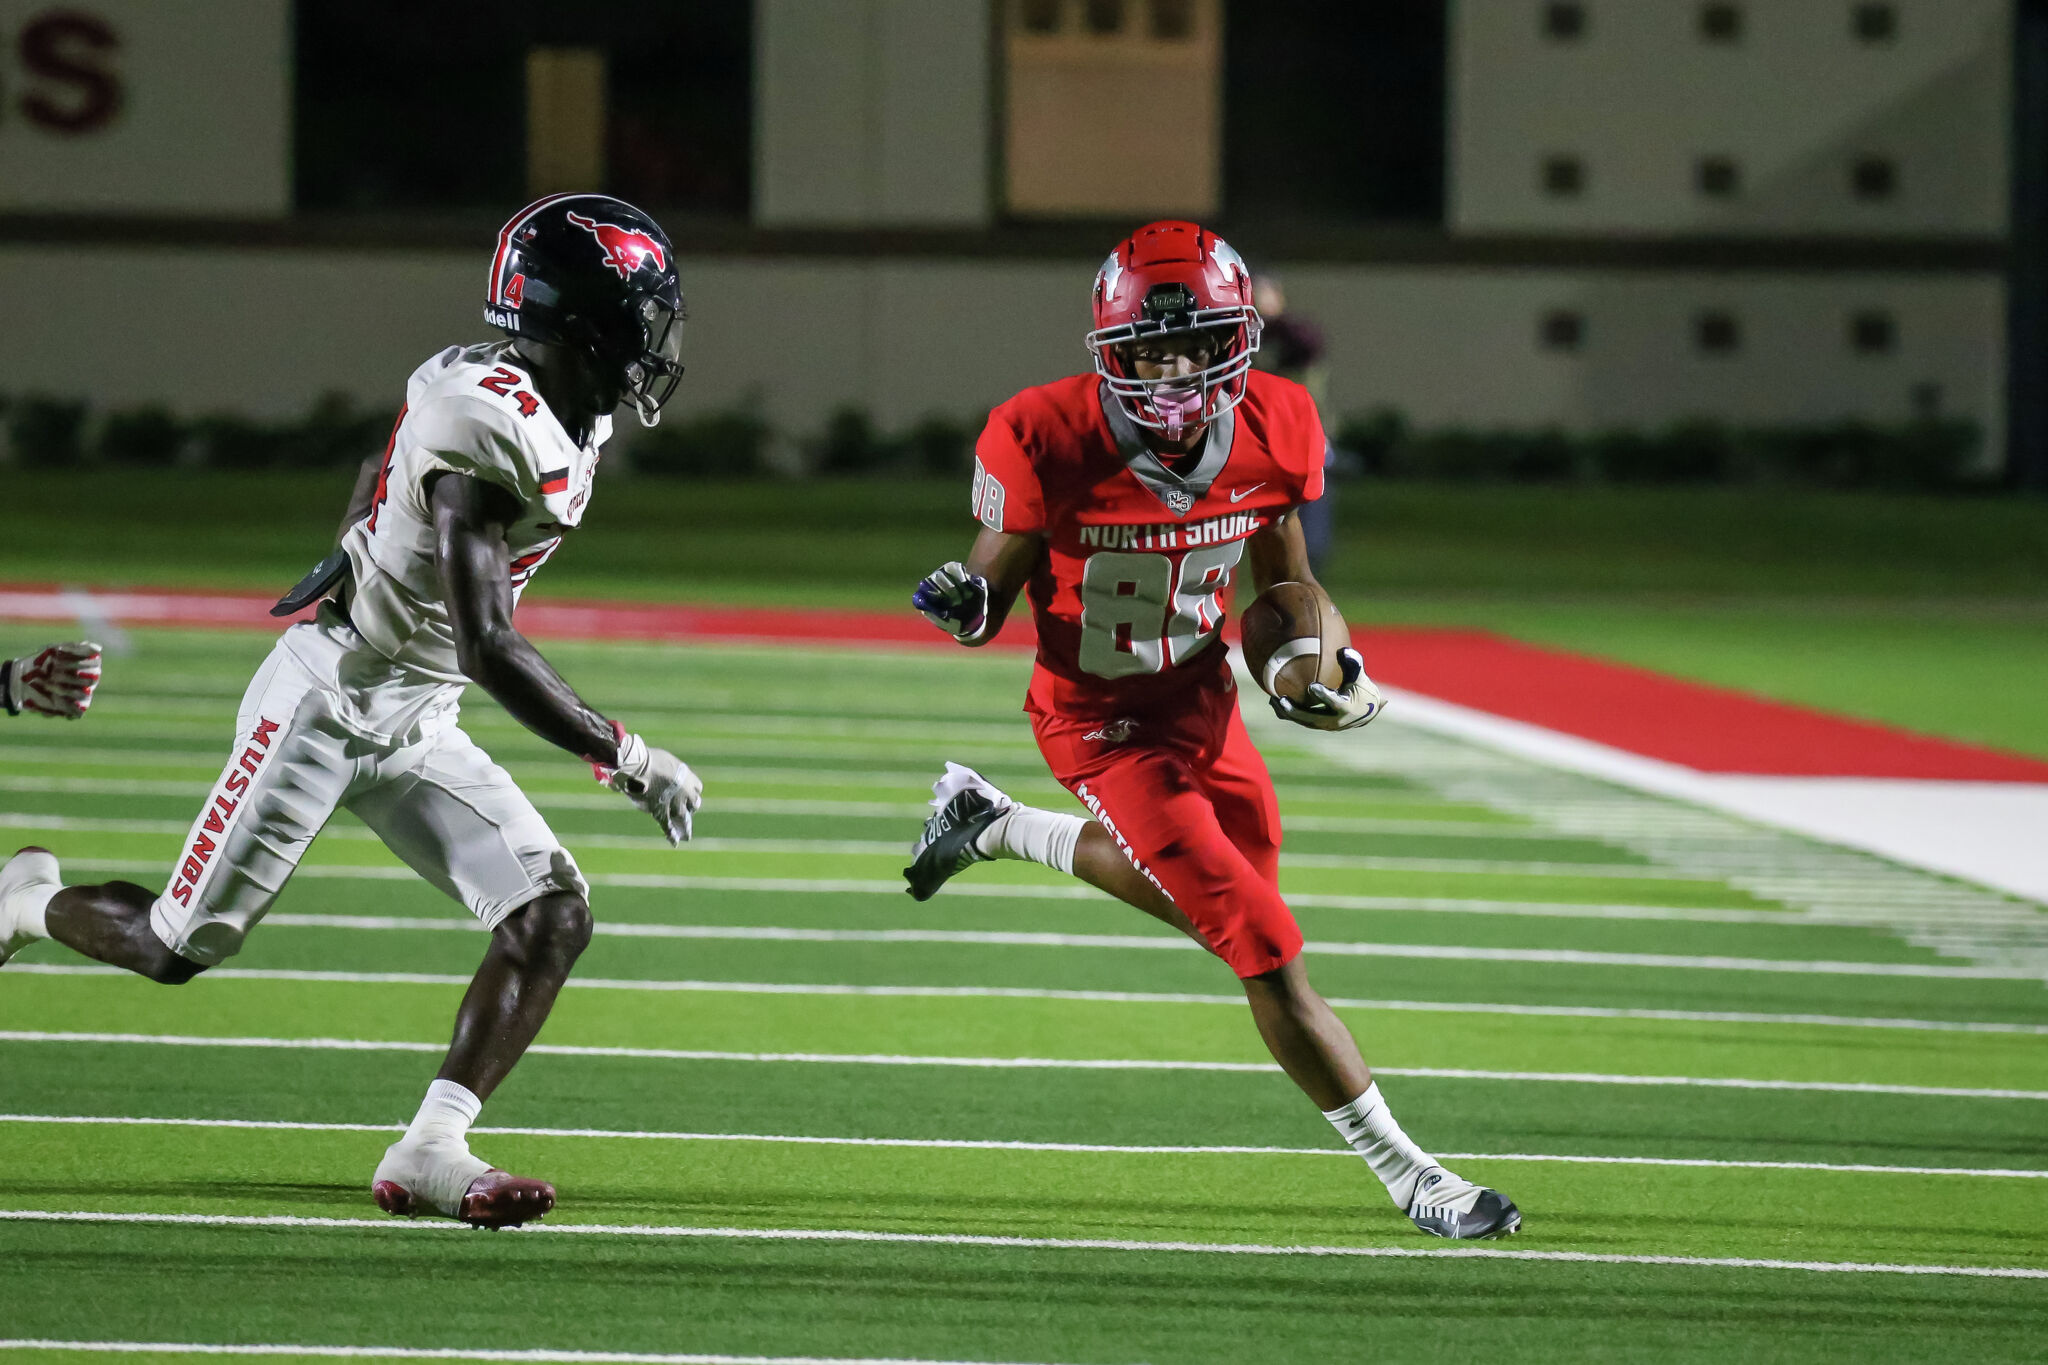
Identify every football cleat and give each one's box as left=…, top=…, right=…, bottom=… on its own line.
left=903, top=762, right=1014, bottom=902
left=372, top=1137, right=555, bottom=1230
left=1406, top=1167, right=1522, bottom=1240
left=0, top=846, right=60, bottom=966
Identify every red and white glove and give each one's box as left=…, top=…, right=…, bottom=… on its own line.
left=4, top=641, right=103, bottom=719
left=590, top=721, right=702, bottom=845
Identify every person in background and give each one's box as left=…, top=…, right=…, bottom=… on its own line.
left=1251, top=274, right=1338, bottom=572
left=3, top=642, right=102, bottom=718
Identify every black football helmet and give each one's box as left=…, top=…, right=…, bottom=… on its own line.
left=484, top=193, right=685, bottom=426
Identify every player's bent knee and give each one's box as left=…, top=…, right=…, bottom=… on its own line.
left=497, top=892, right=593, bottom=967
left=1241, top=952, right=1316, bottom=1007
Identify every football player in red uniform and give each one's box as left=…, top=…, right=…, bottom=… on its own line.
left=907, top=221, right=1519, bottom=1240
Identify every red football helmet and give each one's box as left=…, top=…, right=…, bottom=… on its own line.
left=1087, top=220, right=1263, bottom=440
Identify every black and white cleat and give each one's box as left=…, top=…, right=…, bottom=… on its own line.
left=903, top=762, right=1014, bottom=902
left=1407, top=1168, right=1522, bottom=1240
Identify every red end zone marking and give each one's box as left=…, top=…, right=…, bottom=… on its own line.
left=5, top=584, right=2042, bottom=782
left=1354, top=627, right=2048, bottom=783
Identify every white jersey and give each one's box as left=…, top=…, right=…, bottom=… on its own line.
left=323, top=341, right=609, bottom=741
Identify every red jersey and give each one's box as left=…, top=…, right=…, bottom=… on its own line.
left=972, top=370, right=1327, bottom=719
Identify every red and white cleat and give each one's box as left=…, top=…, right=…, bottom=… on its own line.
left=373, top=1135, right=555, bottom=1230
left=374, top=1169, right=555, bottom=1229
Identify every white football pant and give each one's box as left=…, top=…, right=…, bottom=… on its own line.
left=149, top=627, right=587, bottom=966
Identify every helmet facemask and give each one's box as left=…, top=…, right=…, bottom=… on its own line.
left=1087, top=292, right=1262, bottom=442
left=614, top=295, right=686, bottom=427
left=539, top=289, right=686, bottom=428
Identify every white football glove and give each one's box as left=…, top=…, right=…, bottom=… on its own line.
left=4, top=641, right=103, bottom=719
left=912, top=561, right=990, bottom=643
left=1270, top=648, right=1385, bottom=732
left=591, top=724, right=702, bottom=845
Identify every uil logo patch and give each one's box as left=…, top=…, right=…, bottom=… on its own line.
left=1165, top=489, right=1195, bottom=516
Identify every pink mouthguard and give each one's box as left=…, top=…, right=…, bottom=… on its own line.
left=1152, top=386, right=1204, bottom=441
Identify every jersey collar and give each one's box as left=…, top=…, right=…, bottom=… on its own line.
left=1098, top=382, right=1236, bottom=519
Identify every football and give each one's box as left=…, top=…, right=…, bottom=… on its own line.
left=1238, top=581, right=1349, bottom=703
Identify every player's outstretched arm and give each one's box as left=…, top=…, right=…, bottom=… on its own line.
left=430, top=471, right=701, bottom=843
left=1245, top=512, right=1382, bottom=732
left=914, top=527, right=1041, bottom=647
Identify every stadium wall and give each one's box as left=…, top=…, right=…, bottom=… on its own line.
left=0, top=245, right=2002, bottom=447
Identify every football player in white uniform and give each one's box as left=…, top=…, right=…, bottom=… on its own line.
left=2, top=641, right=102, bottom=718
left=0, top=194, right=694, bottom=1228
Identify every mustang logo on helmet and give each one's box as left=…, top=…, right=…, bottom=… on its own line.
left=565, top=211, right=669, bottom=280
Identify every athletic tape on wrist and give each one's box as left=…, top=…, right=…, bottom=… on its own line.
left=589, top=719, right=637, bottom=784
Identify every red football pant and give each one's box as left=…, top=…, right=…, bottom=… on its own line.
left=1031, top=682, right=1303, bottom=979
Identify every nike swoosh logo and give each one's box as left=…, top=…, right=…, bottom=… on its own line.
left=1229, top=483, right=1265, bottom=503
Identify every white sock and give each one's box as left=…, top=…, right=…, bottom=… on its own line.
left=973, top=804, right=1084, bottom=874
left=402, top=1078, right=482, bottom=1148
left=15, top=883, right=56, bottom=940
left=1323, top=1082, right=1439, bottom=1208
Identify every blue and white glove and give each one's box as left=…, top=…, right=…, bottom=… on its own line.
left=913, top=562, right=991, bottom=643
left=1270, top=648, right=1385, bottom=732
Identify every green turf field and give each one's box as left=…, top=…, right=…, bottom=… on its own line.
left=1, top=627, right=2044, bottom=1363
left=14, top=470, right=2048, bottom=758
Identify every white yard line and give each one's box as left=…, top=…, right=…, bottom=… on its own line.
left=1, top=1031, right=2038, bottom=1099
left=0, top=778, right=935, bottom=821
left=60, top=861, right=1813, bottom=924
left=0, top=776, right=1567, bottom=838
left=3, top=1113, right=2040, bottom=1178
left=2, top=1209, right=2041, bottom=1280
left=0, top=1344, right=1036, bottom=1365
left=11, top=964, right=2039, bottom=1034
left=0, top=750, right=1052, bottom=791
left=246, top=913, right=2039, bottom=980
left=0, top=813, right=1728, bottom=878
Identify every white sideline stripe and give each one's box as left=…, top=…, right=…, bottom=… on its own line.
left=4, top=1114, right=2042, bottom=1179
left=1, top=1032, right=2038, bottom=1100
left=248, top=913, right=2041, bottom=981
left=3, top=1209, right=2042, bottom=1280
left=12, top=964, right=2041, bottom=1035
left=0, top=1344, right=1035, bottom=1365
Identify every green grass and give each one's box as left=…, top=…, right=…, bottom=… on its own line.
left=15, top=472, right=2048, bottom=599
left=14, top=470, right=2048, bottom=758
left=0, top=627, right=2045, bottom=1363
